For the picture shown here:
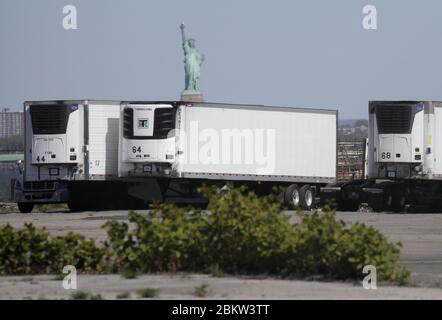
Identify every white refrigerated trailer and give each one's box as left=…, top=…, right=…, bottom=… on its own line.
left=365, top=100, right=442, bottom=212
left=15, top=100, right=129, bottom=212
left=321, top=100, right=442, bottom=212
left=15, top=99, right=338, bottom=213
left=119, top=101, right=338, bottom=209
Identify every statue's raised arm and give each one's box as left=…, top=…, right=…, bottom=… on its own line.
left=180, top=22, right=187, bottom=51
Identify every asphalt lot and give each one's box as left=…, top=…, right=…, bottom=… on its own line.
left=1, top=274, right=442, bottom=300
left=0, top=209, right=441, bottom=299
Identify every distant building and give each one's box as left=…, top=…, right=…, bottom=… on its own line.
left=0, top=153, right=23, bottom=202
left=0, top=109, right=24, bottom=137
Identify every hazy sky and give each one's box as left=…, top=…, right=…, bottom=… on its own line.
left=1, top=0, right=442, bottom=118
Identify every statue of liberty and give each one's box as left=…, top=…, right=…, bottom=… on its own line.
left=180, top=22, right=205, bottom=96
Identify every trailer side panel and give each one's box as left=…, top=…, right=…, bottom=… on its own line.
left=178, top=104, right=337, bottom=183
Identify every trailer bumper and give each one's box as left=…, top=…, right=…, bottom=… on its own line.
left=14, top=181, right=69, bottom=204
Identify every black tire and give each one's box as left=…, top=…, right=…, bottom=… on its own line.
left=284, top=184, right=300, bottom=210
left=17, top=202, right=34, bottom=214
left=300, top=185, right=314, bottom=210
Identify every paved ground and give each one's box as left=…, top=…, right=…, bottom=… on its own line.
left=1, top=274, right=442, bottom=300
left=0, top=209, right=441, bottom=299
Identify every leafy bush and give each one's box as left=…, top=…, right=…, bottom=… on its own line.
left=103, top=206, right=205, bottom=273
left=102, top=185, right=410, bottom=284
left=0, top=223, right=106, bottom=275
left=194, top=284, right=209, bottom=297
left=138, top=288, right=159, bottom=298
left=209, top=264, right=224, bottom=277
left=70, top=291, right=104, bottom=300
left=286, top=211, right=410, bottom=283
left=198, top=185, right=295, bottom=274
left=0, top=185, right=410, bottom=284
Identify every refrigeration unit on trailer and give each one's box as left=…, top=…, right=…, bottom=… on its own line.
left=15, top=100, right=124, bottom=213
left=321, top=100, right=442, bottom=212
left=364, top=100, right=442, bottom=211
left=119, top=101, right=337, bottom=209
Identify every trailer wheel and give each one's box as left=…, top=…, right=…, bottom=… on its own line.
left=300, top=185, right=314, bottom=210
left=285, top=184, right=300, bottom=210
left=17, top=202, right=34, bottom=214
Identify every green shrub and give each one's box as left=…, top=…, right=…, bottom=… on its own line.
left=70, top=291, right=89, bottom=300
left=0, top=223, right=106, bottom=275
left=0, top=184, right=410, bottom=285
left=138, top=288, right=159, bottom=298
left=103, top=207, right=205, bottom=273
left=194, top=284, right=209, bottom=297
left=102, top=184, right=410, bottom=284
left=285, top=211, right=410, bottom=283
left=199, top=185, right=295, bottom=274
left=70, top=291, right=104, bottom=300
left=209, top=264, right=224, bottom=278
left=121, top=270, right=139, bottom=279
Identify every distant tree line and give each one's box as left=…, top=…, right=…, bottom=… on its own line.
left=338, top=119, right=368, bottom=142
left=338, top=129, right=368, bottom=142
